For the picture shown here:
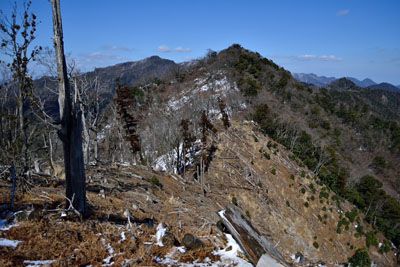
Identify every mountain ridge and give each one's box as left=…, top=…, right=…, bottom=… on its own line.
left=293, top=72, right=399, bottom=90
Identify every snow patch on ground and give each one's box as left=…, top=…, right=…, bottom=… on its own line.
left=155, top=220, right=253, bottom=266
left=97, top=124, right=112, bottom=141
left=101, top=238, right=115, bottom=266
left=290, top=254, right=301, bottom=263
left=156, top=223, right=167, bottom=246
left=23, top=260, right=55, bottom=266
left=194, top=75, right=236, bottom=96
left=0, top=219, right=17, bottom=231
left=168, top=95, right=190, bottom=111
left=213, top=233, right=253, bottom=267
left=0, top=238, right=21, bottom=248
left=120, top=231, right=126, bottom=242
left=167, top=72, right=237, bottom=113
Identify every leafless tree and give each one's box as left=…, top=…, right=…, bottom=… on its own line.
left=0, top=0, right=42, bottom=183
left=51, top=0, right=86, bottom=216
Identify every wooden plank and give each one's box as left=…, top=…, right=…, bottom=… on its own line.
left=218, top=204, right=288, bottom=266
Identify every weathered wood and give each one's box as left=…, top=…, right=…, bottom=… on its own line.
left=218, top=204, right=287, bottom=266
left=9, top=164, right=16, bottom=211
left=51, top=0, right=87, bottom=216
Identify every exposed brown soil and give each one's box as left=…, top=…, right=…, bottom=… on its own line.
left=0, top=121, right=396, bottom=266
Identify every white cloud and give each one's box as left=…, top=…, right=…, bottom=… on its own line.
left=100, top=45, right=134, bottom=52
left=175, top=46, right=191, bottom=53
left=157, top=45, right=191, bottom=53
left=298, top=54, right=317, bottom=60
left=81, top=52, right=126, bottom=62
left=319, top=55, right=342, bottom=61
left=157, top=45, right=171, bottom=52
left=75, top=51, right=129, bottom=70
left=337, top=9, right=350, bottom=16
left=297, top=54, right=342, bottom=62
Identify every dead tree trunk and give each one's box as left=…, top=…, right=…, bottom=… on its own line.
left=218, top=204, right=287, bottom=266
left=51, top=0, right=87, bottom=216
left=9, top=164, right=17, bottom=211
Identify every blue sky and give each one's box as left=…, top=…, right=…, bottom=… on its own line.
left=1, top=0, right=399, bottom=84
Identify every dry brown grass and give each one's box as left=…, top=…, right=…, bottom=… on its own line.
left=0, top=121, right=396, bottom=266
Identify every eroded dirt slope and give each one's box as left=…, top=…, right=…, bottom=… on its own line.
left=0, top=120, right=396, bottom=266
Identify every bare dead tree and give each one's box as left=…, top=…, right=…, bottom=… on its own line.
left=51, top=0, right=86, bottom=216
left=180, top=119, right=196, bottom=176
left=217, top=97, right=230, bottom=129
left=313, top=146, right=330, bottom=176
left=0, top=0, right=42, bottom=184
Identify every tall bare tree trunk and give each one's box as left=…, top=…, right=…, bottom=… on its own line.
left=51, top=0, right=87, bottom=216
left=18, top=89, right=29, bottom=178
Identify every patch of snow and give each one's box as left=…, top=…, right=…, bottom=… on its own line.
left=102, top=255, right=114, bottom=266
left=168, top=95, right=190, bottom=111
left=155, top=240, right=253, bottom=266
left=120, top=231, right=126, bottom=242
left=0, top=219, right=17, bottom=231
left=0, top=238, right=21, bottom=248
left=177, top=246, right=186, bottom=253
left=97, top=124, right=112, bottom=141
left=153, top=154, right=169, bottom=172
left=24, top=260, right=55, bottom=266
left=101, top=238, right=115, bottom=266
left=290, top=254, right=301, bottom=263
left=117, top=161, right=131, bottom=167
left=200, top=84, right=210, bottom=92
left=214, top=233, right=253, bottom=267
left=156, top=223, right=167, bottom=246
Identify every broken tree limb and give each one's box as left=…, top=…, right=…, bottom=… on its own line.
left=218, top=204, right=288, bottom=266
left=9, top=164, right=17, bottom=211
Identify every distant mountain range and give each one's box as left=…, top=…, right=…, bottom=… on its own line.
left=293, top=73, right=399, bottom=91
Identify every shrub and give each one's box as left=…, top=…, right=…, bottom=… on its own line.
left=319, top=190, right=329, bottom=200
left=271, top=168, right=276, bottom=175
left=371, top=156, right=387, bottom=172
left=313, top=241, right=319, bottom=249
left=379, top=240, right=391, bottom=254
left=337, top=218, right=350, bottom=234
left=232, top=196, right=238, bottom=206
left=246, top=210, right=251, bottom=219
left=365, top=231, right=378, bottom=248
left=348, top=248, right=371, bottom=267
left=345, top=208, right=358, bottom=223
left=149, top=176, right=163, bottom=188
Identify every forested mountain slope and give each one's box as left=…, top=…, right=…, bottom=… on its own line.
left=2, top=44, right=400, bottom=266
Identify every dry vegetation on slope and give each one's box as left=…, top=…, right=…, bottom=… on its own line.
left=0, top=121, right=395, bottom=266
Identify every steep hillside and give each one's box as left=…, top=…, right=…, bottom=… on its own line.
left=109, top=44, right=400, bottom=259
left=2, top=44, right=399, bottom=266
left=1, top=121, right=395, bottom=266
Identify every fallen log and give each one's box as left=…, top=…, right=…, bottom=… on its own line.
left=218, top=204, right=288, bottom=266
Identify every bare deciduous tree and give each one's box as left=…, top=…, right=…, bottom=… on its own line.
left=51, top=0, right=86, bottom=216
left=0, top=0, right=42, bottom=184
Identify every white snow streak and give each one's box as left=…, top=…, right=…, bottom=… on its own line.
left=0, top=238, right=21, bottom=248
